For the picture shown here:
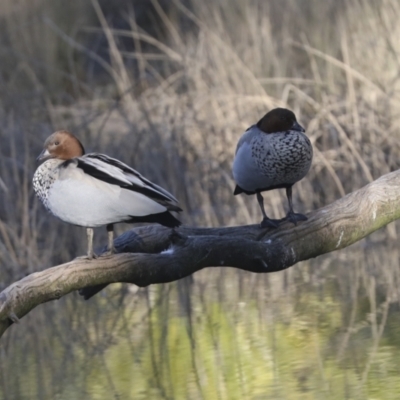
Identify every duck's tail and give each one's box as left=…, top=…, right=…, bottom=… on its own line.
left=129, top=211, right=181, bottom=227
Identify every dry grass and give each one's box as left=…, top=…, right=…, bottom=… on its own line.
left=1, top=0, right=400, bottom=397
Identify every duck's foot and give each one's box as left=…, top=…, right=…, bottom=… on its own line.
left=76, top=253, right=98, bottom=260
left=286, top=212, right=308, bottom=226
left=100, top=247, right=116, bottom=257
left=260, top=217, right=281, bottom=229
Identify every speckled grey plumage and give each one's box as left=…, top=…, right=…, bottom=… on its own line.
left=233, top=125, right=313, bottom=193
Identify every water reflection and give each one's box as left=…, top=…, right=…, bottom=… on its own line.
left=1, top=238, right=400, bottom=399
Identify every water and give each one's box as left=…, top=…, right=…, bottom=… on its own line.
left=1, top=239, right=400, bottom=399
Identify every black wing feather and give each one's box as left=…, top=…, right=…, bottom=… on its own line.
left=76, top=159, right=173, bottom=203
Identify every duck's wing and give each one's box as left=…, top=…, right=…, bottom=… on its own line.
left=235, top=125, right=257, bottom=155
left=62, top=153, right=181, bottom=211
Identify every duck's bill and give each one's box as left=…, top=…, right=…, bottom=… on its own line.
left=292, top=121, right=305, bottom=133
left=37, top=149, right=51, bottom=162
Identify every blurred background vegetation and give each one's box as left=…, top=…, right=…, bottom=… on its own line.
left=1, top=0, right=400, bottom=398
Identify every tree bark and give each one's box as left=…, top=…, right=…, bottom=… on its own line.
left=1, top=169, right=400, bottom=339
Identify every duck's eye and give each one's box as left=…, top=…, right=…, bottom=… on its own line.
left=54, top=141, right=60, bottom=146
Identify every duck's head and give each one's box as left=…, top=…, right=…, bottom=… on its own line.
left=257, top=108, right=305, bottom=134
left=37, top=130, right=85, bottom=162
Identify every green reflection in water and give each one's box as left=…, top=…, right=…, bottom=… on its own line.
left=1, top=247, right=400, bottom=400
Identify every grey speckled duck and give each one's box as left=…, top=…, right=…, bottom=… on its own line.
left=232, top=108, right=313, bottom=228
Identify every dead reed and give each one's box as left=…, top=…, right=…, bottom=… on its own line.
left=1, top=0, right=400, bottom=398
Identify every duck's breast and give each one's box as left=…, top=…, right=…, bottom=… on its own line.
left=33, top=159, right=63, bottom=209
left=253, top=131, right=313, bottom=185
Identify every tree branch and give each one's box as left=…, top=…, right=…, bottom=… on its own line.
left=1, top=169, right=400, bottom=338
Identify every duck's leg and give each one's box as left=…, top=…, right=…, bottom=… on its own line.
left=86, top=228, right=95, bottom=259
left=256, top=192, right=280, bottom=228
left=285, top=186, right=307, bottom=225
left=106, top=224, right=115, bottom=255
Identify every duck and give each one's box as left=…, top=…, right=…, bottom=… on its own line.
left=33, top=130, right=182, bottom=258
left=232, top=108, right=313, bottom=228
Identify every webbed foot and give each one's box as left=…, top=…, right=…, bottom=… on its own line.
left=76, top=253, right=98, bottom=260
left=286, top=212, right=308, bottom=226
left=100, top=248, right=116, bottom=257
left=260, top=217, right=281, bottom=229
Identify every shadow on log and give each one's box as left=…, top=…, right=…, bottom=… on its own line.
left=1, top=169, right=400, bottom=339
